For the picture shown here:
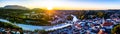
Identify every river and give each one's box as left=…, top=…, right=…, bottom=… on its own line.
left=0, top=15, right=78, bottom=31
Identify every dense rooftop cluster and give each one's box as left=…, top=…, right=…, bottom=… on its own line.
left=49, top=18, right=120, bottom=34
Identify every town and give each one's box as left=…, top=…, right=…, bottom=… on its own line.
left=1, top=0, right=120, bottom=34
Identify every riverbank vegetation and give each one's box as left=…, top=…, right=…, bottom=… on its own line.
left=0, top=22, right=22, bottom=30
left=0, top=21, right=23, bottom=34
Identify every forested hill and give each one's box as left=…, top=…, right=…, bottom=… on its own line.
left=0, top=8, right=51, bottom=26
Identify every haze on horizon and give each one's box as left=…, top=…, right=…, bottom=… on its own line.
left=0, top=0, right=120, bottom=10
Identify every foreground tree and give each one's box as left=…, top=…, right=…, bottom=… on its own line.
left=111, top=24, right=120, bottom=34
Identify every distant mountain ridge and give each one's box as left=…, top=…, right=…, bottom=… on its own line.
left=3, top=5, right=29, bottom=10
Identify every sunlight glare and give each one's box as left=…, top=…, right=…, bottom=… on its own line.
left=47, top=6, right=53, bottom=10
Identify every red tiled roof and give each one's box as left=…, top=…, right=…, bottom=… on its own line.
left=102, top=22, right=113, bottom=26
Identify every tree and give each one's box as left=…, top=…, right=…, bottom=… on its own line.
left=66, top=15, right=73, bottom=21
left=97, top=11, right=104, bottom=18
left=111, top=24, right=120, bottom=34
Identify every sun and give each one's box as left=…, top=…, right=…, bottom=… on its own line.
left=47, top=6, right=53, bottom=10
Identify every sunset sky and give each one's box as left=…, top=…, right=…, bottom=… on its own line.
left=0, top=0, right=120, bottom=10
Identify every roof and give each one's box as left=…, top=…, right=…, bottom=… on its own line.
left=102, top=22, right=113, bottom=26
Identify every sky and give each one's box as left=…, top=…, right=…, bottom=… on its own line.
left=0, top=0, right=120, bottom=10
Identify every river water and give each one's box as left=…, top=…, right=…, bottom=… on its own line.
left=0, top=15, right=78, bottom=31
